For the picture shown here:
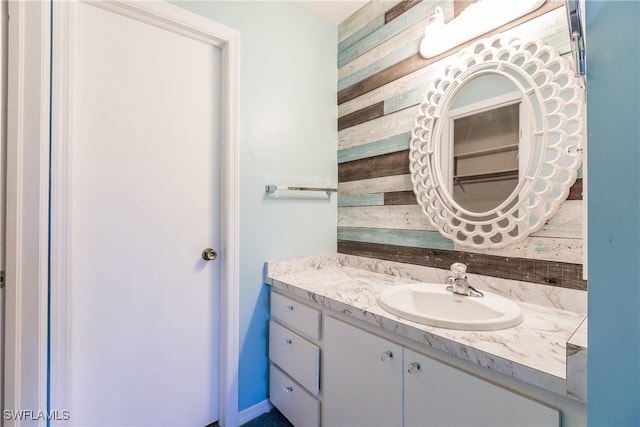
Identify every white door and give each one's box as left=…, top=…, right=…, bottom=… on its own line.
left=58, top=2, right=220, bottom=426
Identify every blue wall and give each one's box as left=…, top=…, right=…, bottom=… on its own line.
left=172, top=1, right=338, bottom=412
left=587, top=1, right=640, bottom=425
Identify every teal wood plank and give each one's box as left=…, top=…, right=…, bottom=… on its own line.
left=338, top=40, right=419, bottom=91
left=337, top=226, right=453, bottom=250
left=338, top=1, right=445, bottom=68
left=384, top=84, right=428, bottom=115
left=338, top=193, right=384, bottom=207
left=338, top=15, right=385, bottom=54
left=338, top=132, right=411, bottom=164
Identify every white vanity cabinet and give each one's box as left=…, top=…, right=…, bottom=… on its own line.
left=323, top=316, right=403, bottom=426
left=269, top=292, right=321, bottom=427
left=323, top=316, right=560, bottom=427
left=268, top=288, right=565, bottom=427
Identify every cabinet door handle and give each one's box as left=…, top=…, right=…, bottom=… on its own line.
left=380, top=350, right=394, bottom=362
left=283, top=338, right=293, bottom=345
left=283, top=386, right=293, bottom=393
left=407, top=361, right=422, bottom=374
left=285, top=305, right=294, bottom=312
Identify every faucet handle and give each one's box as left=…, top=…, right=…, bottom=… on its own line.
left=450, top=262, right=467, bottom=279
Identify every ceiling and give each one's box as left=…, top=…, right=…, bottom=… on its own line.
left=294, top=0, right=369, bottom=25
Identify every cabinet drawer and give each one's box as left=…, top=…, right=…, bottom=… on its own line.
left=270, top=364, right=320, bottom=427
left=271, top=292, right=321, bottom=339
left=269, top=320, right=320, bottom=395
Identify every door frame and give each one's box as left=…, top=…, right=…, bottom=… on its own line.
left=5, top=1, right=240, bottom=425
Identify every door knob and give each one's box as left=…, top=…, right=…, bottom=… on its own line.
left=202, top=248, right=218, bottom=261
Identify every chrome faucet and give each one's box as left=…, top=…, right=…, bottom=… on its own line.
left=446, top=263, right=484, bottom=298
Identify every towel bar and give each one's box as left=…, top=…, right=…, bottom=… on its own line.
left=265, top=184, right=337, bottom=196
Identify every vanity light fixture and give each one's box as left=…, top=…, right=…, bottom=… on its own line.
left=419, top=0, right=545, bottom=59
left=566, top=0, right=586, bottom=76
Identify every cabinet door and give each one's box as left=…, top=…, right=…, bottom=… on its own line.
left=323, top=316, right=402, bottom=427
left=404, top=349, right=559, bottom=427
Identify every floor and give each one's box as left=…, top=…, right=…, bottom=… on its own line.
left=240, top=408, right=292, bottom=427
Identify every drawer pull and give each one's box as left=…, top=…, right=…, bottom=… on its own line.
left=380, top=350, right=394, bottom=362
left=407, top=361, right=422, bottom=374
left=285, top=305, right=295, bottom=312
left=283, top=338, right=293, bottom=345
left=283, top=386, right=293, bottom=393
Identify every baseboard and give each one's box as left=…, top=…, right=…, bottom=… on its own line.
left=238, top=399, right=273, bottom=425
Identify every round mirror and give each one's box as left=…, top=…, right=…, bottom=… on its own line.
left=409, top=35, right=584, bottom=248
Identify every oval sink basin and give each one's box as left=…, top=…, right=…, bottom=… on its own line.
left=378, top=283, right=523, bottom=331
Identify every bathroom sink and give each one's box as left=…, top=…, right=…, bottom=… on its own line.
left=378, top=283, right=523, bottom=331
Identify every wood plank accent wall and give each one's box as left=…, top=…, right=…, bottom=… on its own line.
left=336, top=0, right=587, bottom=291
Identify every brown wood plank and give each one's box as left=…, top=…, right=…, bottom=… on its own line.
left=385, top=0, right=423, bottom=24
left=338, top=53, right=422, bottom=105
left=454, top=0, right=480, bottom=18
left=337, top=240, right=587, bottom=290
left=338, top=1, right=562, bottom=105
left=339, top=150, right=410, bottom=183
left=338, top=102, right=385, bottom=131
left=384, top=190, right=418, bottom=205
left=568, top=178, right=583, bottom=200
left=338, top=240, right=452, bottom=270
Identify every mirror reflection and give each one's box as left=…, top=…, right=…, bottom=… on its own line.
left=442, top=74, right=525, bottom=213
left=441, top=74, right=528, bottom=217
left=452, top=104, right=519, bottom=212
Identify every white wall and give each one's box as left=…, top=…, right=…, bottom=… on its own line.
left=172, top=1, right=338, bottom=410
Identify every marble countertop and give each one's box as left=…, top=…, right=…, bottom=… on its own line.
left=265, top=253, right=587, bottom=403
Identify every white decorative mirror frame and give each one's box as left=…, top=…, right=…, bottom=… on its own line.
left=409, top=35, right=585, bottom=248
